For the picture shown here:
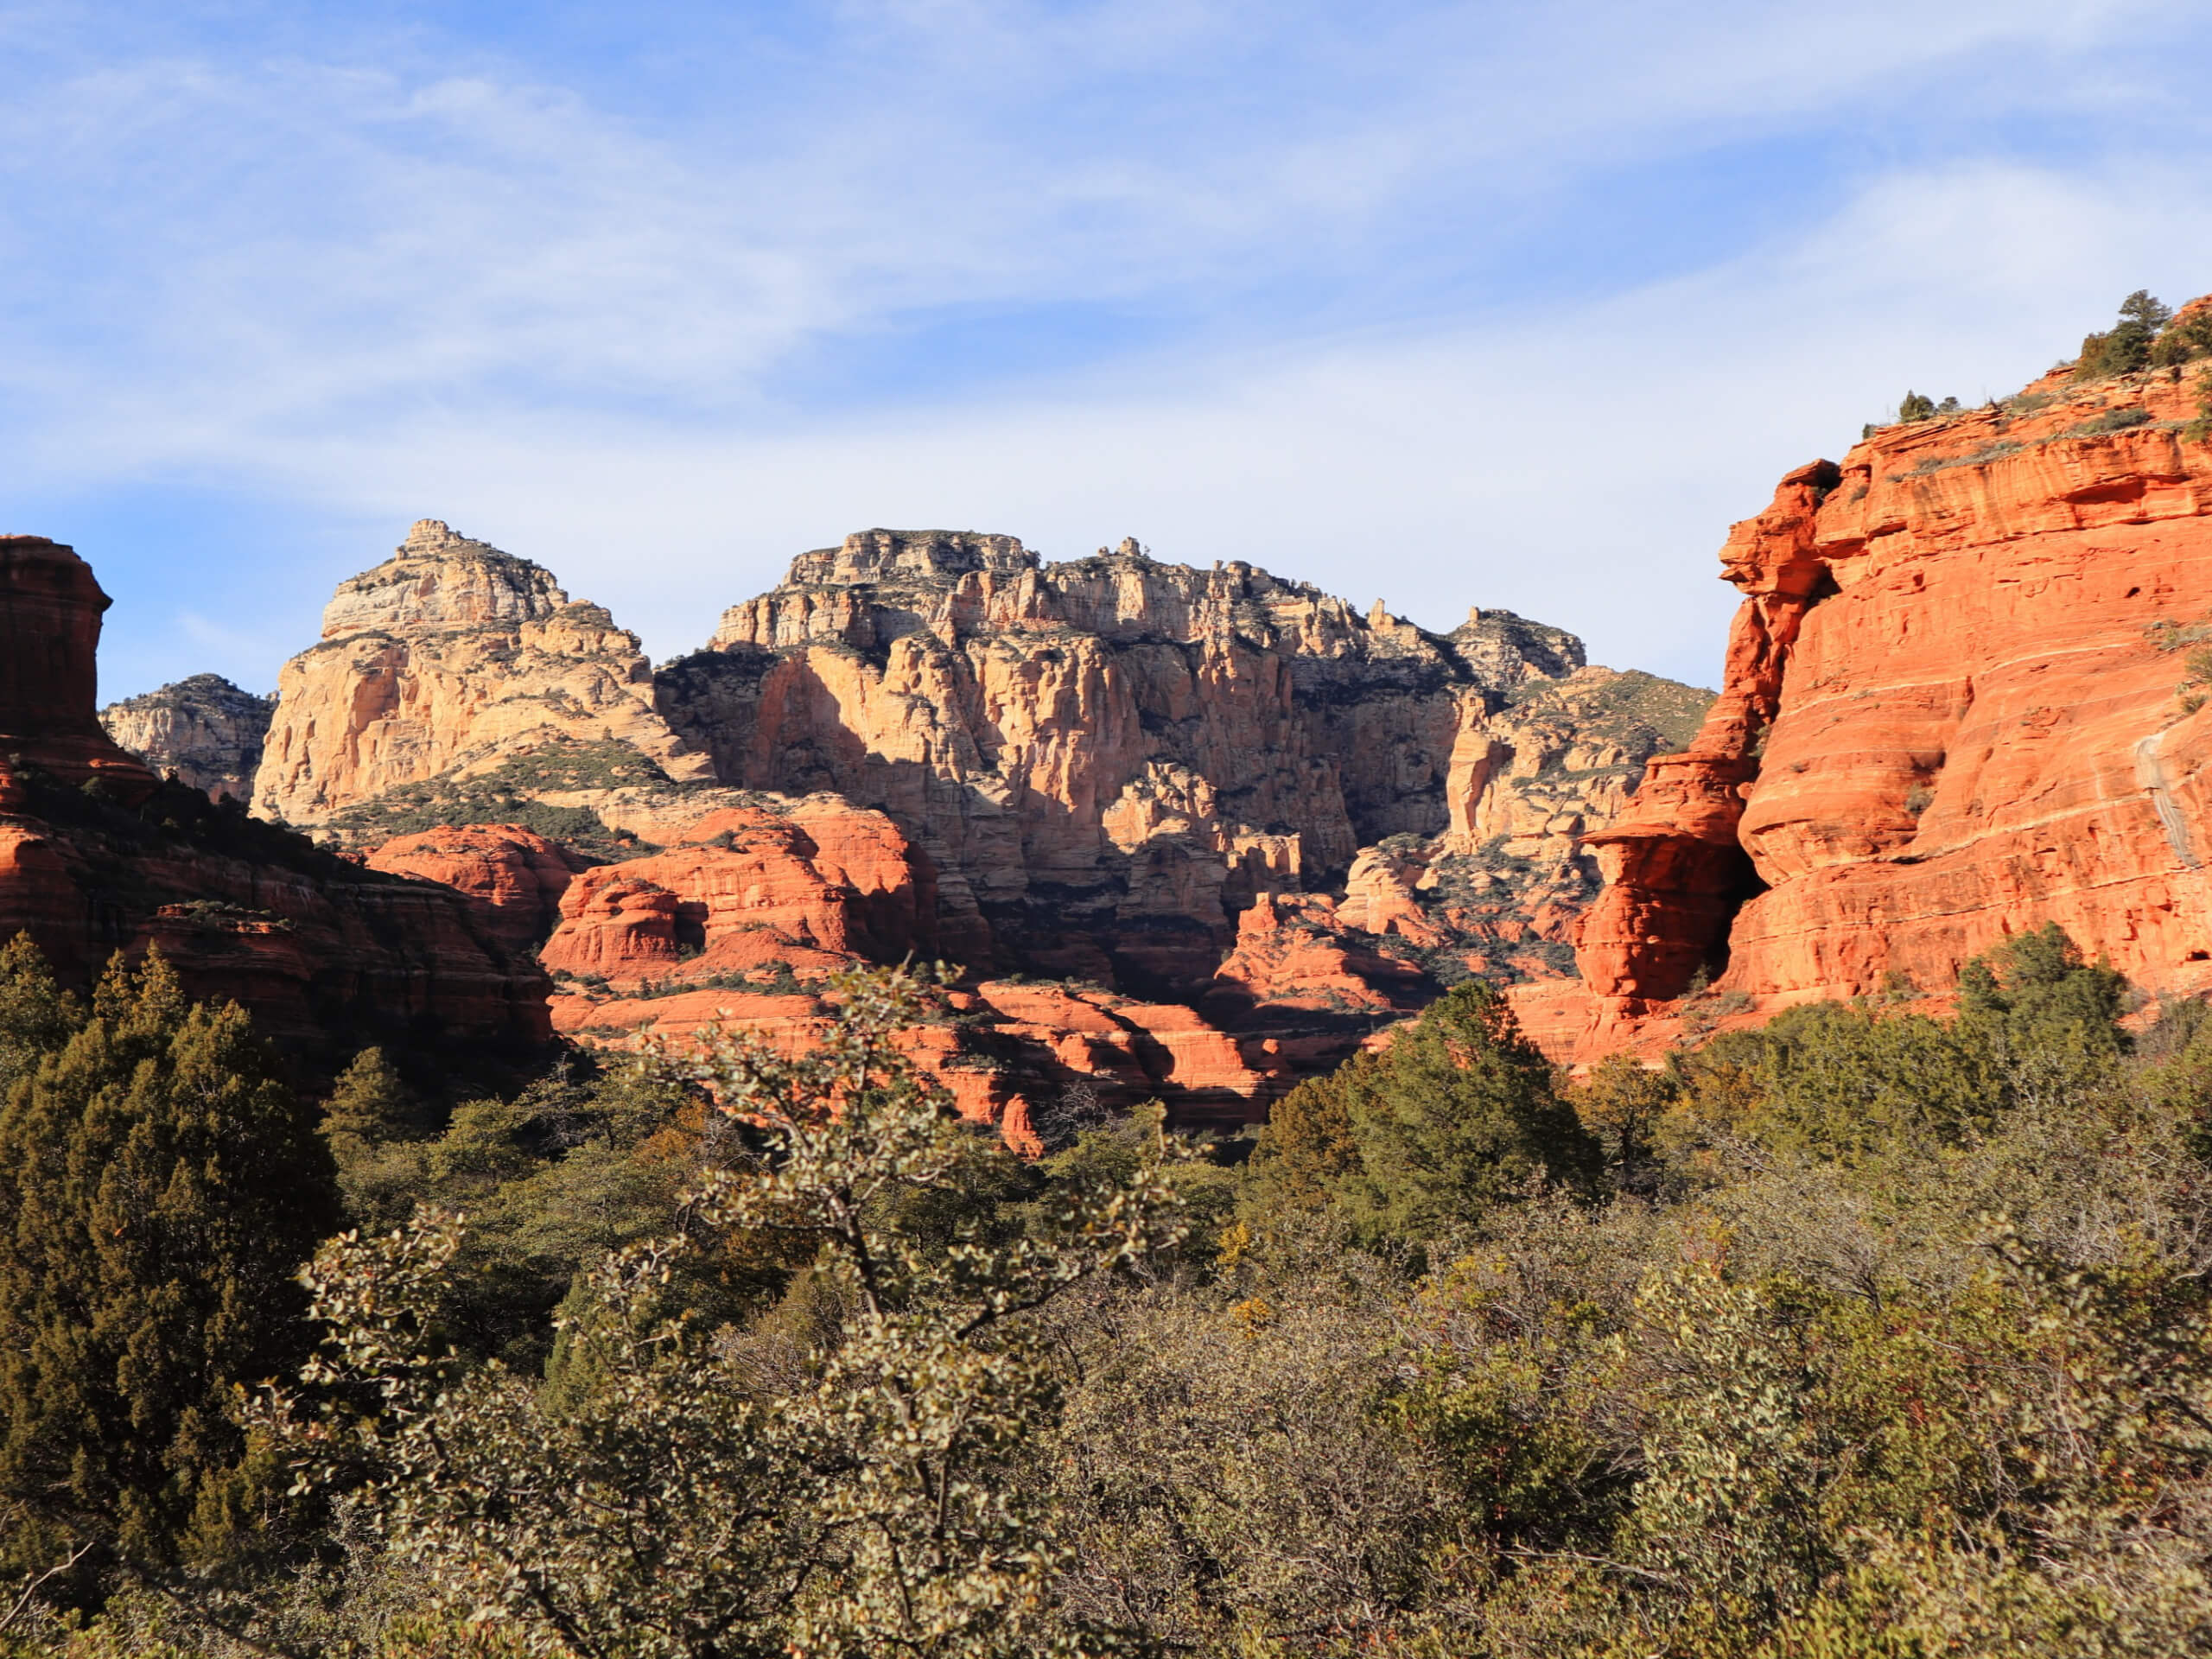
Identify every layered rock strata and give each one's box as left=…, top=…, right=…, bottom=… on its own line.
left=364, top=824, right=590, bottom=954
left=255, top=519, right=711, bottom=825
left=1529, top=342, right=2212, bottom=1059
left=655, top=530, right=1704, bottom=996
left=0, top=537, right=550, bottom=1054
left=100, top=674, right=274, bottom=801
left=538, top=805, right=1285, bottom=1140
left=0, top=537, right=161, bottom=800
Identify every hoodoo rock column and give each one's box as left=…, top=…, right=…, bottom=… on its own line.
left=1572, top=460, right=1838, bottom=1003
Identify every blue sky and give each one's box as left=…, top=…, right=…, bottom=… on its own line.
left=9, top=0, right=2212, bottom=701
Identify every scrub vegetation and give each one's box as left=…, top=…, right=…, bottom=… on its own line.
left=0, top=926, right=2208, bottom=1656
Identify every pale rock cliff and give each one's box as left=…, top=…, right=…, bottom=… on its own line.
left=254, top=520, right=711, bottom=825
left=100, top=674, right=274, bottom=801
left=654, top=530, right=1706, bottom=996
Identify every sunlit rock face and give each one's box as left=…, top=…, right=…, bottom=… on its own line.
left=101, top=674, right=274, bottom=802
left=254, top=519, right=712, bottom=827
left=1527, top=329, right=2212, bottom=1063
left=657, top=528, right=1705, bottom=998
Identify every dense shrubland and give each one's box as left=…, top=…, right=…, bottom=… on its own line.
left=0, top=925, right=2208, bottom=1656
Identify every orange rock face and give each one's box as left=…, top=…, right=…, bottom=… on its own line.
left=1541, top=343, right=2212, bottom=1059
left=553, top=973, right=1290, bottom=1145
left=538, top=801, right=936, bottom=986
left=365, top=824, right=589, bottom=952
left=255, top=520, right=711, bottom=825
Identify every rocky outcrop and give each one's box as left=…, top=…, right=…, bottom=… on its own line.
left=0, top=536, right=550, bottom=1056
left=656, top=531, right=1706, bottom=995
left=553, top=975, right=1292, bottom=1147
left=1535, top=334, right=2212, bottom=1059
left=538, top=801, right=938, bottom=985
left=0, top=537, right=160, bottom=802
left=254, top=520, right=712, bottom=827
left=364, top=824, right=589, bottom=954
left=100, top=674, right=274, bottom=801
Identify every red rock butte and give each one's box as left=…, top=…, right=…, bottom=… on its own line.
left=0, top=536, right=157, bottom=799
left=1519, top=345, right=2212, bottom=1061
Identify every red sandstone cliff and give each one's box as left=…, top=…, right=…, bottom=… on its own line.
left=0, top=536, right=550, bottom=1055
left=1526, top=333, right=2212, bottom=1060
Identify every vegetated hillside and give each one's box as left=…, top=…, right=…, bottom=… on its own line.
left=9, top=921, right=2209, bottom=1656
left=1520, top=286, right=2212, bottom=1063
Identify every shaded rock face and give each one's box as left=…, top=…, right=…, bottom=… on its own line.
left=254, top=520, right=711, bottom=825
left=1534, top=343, right=2212, bottom=1060
left=0, top=537, right=159, bottom=800
left=0, top=537, right=551, bottom=1056
left=654, top=529, right=1701, bottom=996
left=100, top=674, right=274, bottom=801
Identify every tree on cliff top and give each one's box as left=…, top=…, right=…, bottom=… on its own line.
left=0, top=945, right=337, bottom=1610
left=2077, top=289, right=2173, bottom=378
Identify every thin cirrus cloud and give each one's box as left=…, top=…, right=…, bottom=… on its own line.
left=0, top=0, right=2206, bottom=699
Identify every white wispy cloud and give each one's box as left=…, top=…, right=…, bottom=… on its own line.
left=3, top=0, right=2208, bottom=696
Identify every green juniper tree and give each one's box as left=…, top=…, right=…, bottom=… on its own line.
left=0, top=946, right=337, bottom=1609
left=2077, top=289, right=2172, bottom=378
left=1308, top=980, right=1602, bottom=1247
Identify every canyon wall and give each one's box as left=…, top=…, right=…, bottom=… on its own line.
left=101, top=674, right=273, bottom=801
left=181, top=518, right=1701, bottom=1128
left=1528, top=349, right=2212, bottom=1059
left=0, top=536, right=552, bottom=1057
left=654, top=530, right=1705, bottom=995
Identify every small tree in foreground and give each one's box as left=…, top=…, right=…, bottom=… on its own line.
left=270, top=964, right=1185, bottom=1658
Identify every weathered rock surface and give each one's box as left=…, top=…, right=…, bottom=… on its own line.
left=100, top=674, right=274, bottom=801
left=1534, top=334, right=2212, bottom=1060
left=0, top=537, right=161, bottom=801
left=364, top=824, right=589, bottom=954
left=254, top=520, right=711, bottom=826
left=0, top=536, right=551, bottom=1056
left=538, top=801, right=938, bottom=986
left=656, top=530, right=1706, bottom=996
left=552, top=975, right=1291, bottom=1147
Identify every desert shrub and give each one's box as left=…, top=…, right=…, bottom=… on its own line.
left=267, top=964, right=1187, bottom=1659
left=1260, top=981, right=1602, bottom=1249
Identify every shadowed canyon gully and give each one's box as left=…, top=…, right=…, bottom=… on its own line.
left=104, top=521, right=1703, bottom=1133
